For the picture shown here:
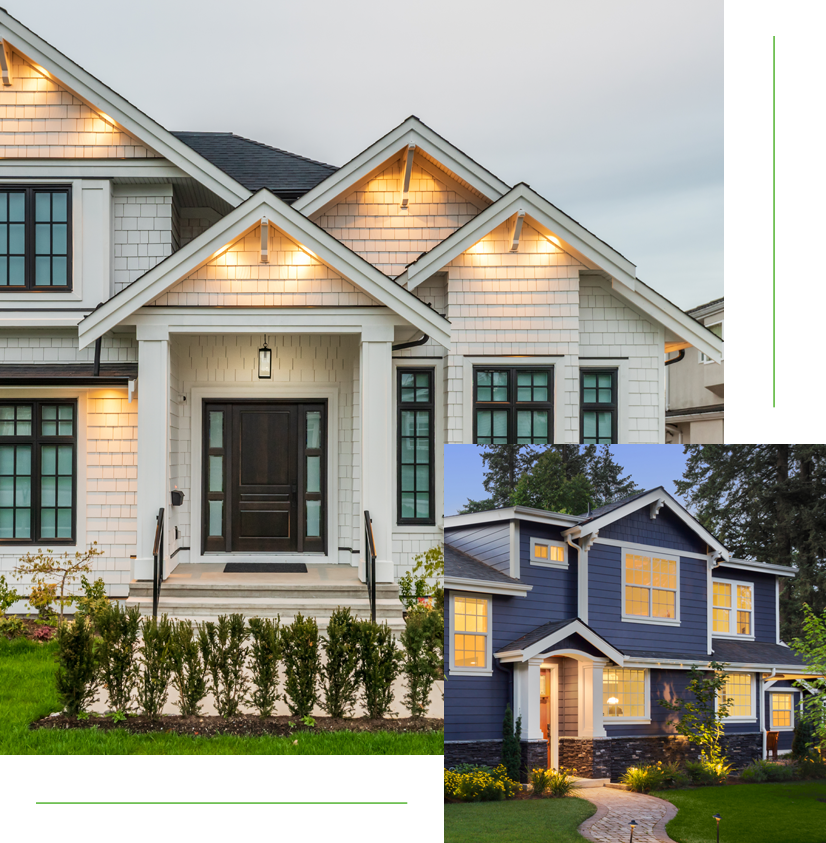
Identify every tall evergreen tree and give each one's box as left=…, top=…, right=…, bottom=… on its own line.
left=511, top=449, right=594, bottom=514
left=674, top=445, right=826, bottom=639
left=460, top=446, right=541, bottom=512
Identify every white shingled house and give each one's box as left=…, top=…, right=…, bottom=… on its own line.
left=0, top=10, right=722, bottom=615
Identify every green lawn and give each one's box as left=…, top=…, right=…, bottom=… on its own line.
left=444, top=798, right=596, bottom=843
left=0, top=637, right=442, bottom=755
left=657, top=781, right=826, bottom=843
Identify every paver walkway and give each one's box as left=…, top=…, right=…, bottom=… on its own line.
left=578, top=786, right=678, bottom=843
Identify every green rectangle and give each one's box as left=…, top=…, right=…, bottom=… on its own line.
left=35, top=755, right=442, bottom=806
left=725, top=35, right=777, bottom=442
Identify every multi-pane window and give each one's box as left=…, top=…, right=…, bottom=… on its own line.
left=0, top=187, right=71, bottom=290
left=770, top=693, right=794, bottom=729
left=624, top=551, right=678, bottom=621
left=603, top=668, right=647, bottom=718
left=473, top=367, right=553, bottom=444
left=712, top=581, right=753, bottom=636
left=720, top=673, right=753, bottom=718
left=530, top=538, right=567, bottom=568
left=398, top=369, right=434, bottom=524
left=0, top=401, right=76, bottom=543
left=581, top=369, right=617, bottom=444
left=452, top=594, right=489, bottom=670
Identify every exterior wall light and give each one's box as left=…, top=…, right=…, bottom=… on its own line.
left=258, top=338, right=272, bottom=379
left=607, top=696, right=620, bottom=717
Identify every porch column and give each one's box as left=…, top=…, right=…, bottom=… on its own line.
left=580, top=658, right=609, bottom=738
left=134, top=329, right=170, bottom=581
left=359, top=328, right=394, bottom=583
left=513, top=657, right=546, bottom=741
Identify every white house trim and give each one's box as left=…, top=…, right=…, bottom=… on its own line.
left=593, top=537, right=709, bottom=560
left=529, top=536, right=568, bottom=570
left=78, top=191, right=452, bottom=349
left=710, top=577, right=755, bottom=640
left=768, top=689, right=796, bottom=731
left=448, top=591, right=494, bottom=677
left=293, top=116, right=510, bottom=218
left=718, top=558, right=798, bottom=577
left=443, top=576, right=532, bottom=597
left=509, top=519, right=521, bottom=579
left=445, top=507, right=579, bottom=530
left=496, top=619, right=625, bottom=666
left=0, top=9, right=250, bottom=207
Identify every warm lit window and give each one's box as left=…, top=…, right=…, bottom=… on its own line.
left=623, top=551, right=678, bottom=622
left=712, top=580, right=753, bottom=636
left=397, top=369, right=434, bottom=525
left=771, top=693, right=794, bottom=730
left=452, top=594, right=490, bottom=672
left=473, top=367, right=553, bottom=444
left=0, top=187, right=72, bottom=290
left=580, top=369, right=617, bottom=444
left=530, top=538, right=567, bottom=568
left=720, top=673, right=753, bottom=719
left=603, top=668, right=647, bottom=719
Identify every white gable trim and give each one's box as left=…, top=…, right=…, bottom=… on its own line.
left=562, top=488, right=729, bottom=558
left=445, top=506, right=579, bottom=530
left=0, top=10, right=250, bottom=206
left=398, top=183, right=637, bottom=291
left=78, top=189, right=452, bottom=348
left=293, top=116, right=510, bottom=217
left=444, top=576, right=532, bottom=597
left=496, top=619, right=625, bottom=666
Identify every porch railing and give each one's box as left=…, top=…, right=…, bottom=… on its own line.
left=152, top=507, right=165, bottom=618
left=364, top=509, right=377, bottom=623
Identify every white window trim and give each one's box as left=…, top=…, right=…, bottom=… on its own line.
left=621, top=545, right=681, bottom=627
left=700, top=321, right=724, bottom=363
left=449, top=591, right=493, bottom=677
left=577, top=357, right=630, bottom=444
left=603, top=667, right=651, bottom=724
left=769, top=690, right=795, bottom=731
left=718, top=672, right=756, bottom=722
left=530, top=537, right=568, bottom=569
left=711, top=577, right=755, bottom=640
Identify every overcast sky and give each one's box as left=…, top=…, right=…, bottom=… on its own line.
left=21, top=0, right=722, bottom=309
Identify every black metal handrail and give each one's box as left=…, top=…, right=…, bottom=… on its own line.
left=152, top=507, right=165, bottom=618
left=364, top=509, right=377, bottom=623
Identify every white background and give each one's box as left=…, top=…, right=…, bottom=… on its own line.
left=0, top=0, right=812, bottom=843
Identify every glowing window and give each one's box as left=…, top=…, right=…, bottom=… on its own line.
left=771, top=693, right=794, bottom=729
left=531, top=538, right=566, bottom=567
left=603, top=668, right=647, bottom=719
left=623, top=552, right=678, bottom=621
left=720, top=673, right=753, bottom=719
left=713, top=580, right=753, bottom=636
left=452, top=595, right=489, bottom=670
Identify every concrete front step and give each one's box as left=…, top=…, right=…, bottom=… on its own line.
left=129, top=582, right=400, bottom=601
left=574, top=778, right=611, bottom=789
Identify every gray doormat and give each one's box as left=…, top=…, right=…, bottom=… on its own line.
left=222, top=563, right=308, bottom=573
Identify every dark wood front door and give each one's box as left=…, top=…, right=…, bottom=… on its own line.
left=202, top=401, right=326, bottom=554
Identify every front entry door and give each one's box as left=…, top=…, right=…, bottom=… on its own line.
left=202, top=401, right=326, bottom=554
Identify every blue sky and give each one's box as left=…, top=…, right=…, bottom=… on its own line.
left=443, top=446, right=690, bottom=516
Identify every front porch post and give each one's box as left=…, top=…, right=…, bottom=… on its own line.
left=359, top=328, right=394, bottom=583
left=580, top=658, right=609, bottom=738
left=514, top=657, right=546, bottom=741
left=134, top=328, right=170, bottom=580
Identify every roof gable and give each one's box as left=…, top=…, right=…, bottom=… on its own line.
left=496, top=618, right=625, bottom=665
left=293, top=116, right=510, bottom=218
left=0, top=9, right=249, bottom=205
left=78, top=189, right=452, bottom=348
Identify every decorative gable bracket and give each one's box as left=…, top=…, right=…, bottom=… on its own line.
left=260, top=216, right=269, bottom=263
left=649, top=497, right=666, bottom=520
left=510, top=209, right=526, bottom=252
left=707, top=549, right=725, bottom=570
left=0, top=41, right=11, bottom=86
left=400, top=144, right=416, bottom=209
left=580, top=530, right=599, bottom=553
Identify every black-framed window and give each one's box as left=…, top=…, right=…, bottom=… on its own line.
left=0, top=400, right=77, bottom=543
left=580, top=369, right=617, bottom=444
left=0, top=186, right=72, bottom=290
left=397, top=368, right=435, bottom=525
left=473, top=366, right=553, bottom=444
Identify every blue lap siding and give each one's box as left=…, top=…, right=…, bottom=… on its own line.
left=712, top=566, right=777, bottom=643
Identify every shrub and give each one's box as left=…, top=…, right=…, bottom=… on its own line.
left=658, top=760, right=690, bottom=788
left=739, top=759, right=796, bottom=783
left=502, top=704, right=522, bottom=782
left=399, top=606, right=442, bottom=718
left=356, top=619, right=403, bottom=719
left=530, top=768, right=552, bottom=796
left=320, top=607, right=359, bottom=718
left=137, top=614, right=174, bottom=718
left=96, top=601, right=141, bottom=713
left=622, top=764, right=666, bottom=793
left=247, top=616, right=281, bottom=717
left=796, top=751, right=826, bottom=780
left=54, top=615, right=99, bottom=716
left=399, top=545, right=444, bottom=612
left=199, top=614, right=249, bottom=718
left=29, top=581, right=58, bottom=622
left=281, top=613, right=320, bottom=718
left=0, top=573, right=21, bottom=616
left=792, top=716, right=819, bottom=759
left=169, top=619, right=208, bottom=717
left=547, top=767, right=580, bottom=798
left=74, top=576, right=110, bottom=626
left=0, top=615, right=25, bottom=638
left=685, top=758, right=733, bottom=785
left=445, top=764, right=521, bottom=802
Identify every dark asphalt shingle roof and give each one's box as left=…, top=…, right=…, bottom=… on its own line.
left=172, top=132, right=337, bottom=202
left=621, top=640, right=808, bottom=667
left=444, top=544, right=522, bottom=585
left=498, top=618, right=579, bottom=652
left=576, top=487, right=659, bottom=525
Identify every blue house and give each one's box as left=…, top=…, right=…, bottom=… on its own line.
left=444, top=488, right=816, bottom=780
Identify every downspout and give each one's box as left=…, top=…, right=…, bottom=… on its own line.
left=392, top=333, right=429, bottom=351
left=664, top=349, right=686, bottom=366
left=93, top=337, right=102, bottom=376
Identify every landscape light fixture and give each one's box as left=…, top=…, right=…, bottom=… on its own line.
left=629, top=819, right=637, bottom=843
left=713, top=813, right=721, bottom=843
left=258, top=337, right=272, bottom=379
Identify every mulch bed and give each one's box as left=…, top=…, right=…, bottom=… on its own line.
left=30, top=713, right=444, bottom=737
left=1, top=618, right=55, bottom=641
